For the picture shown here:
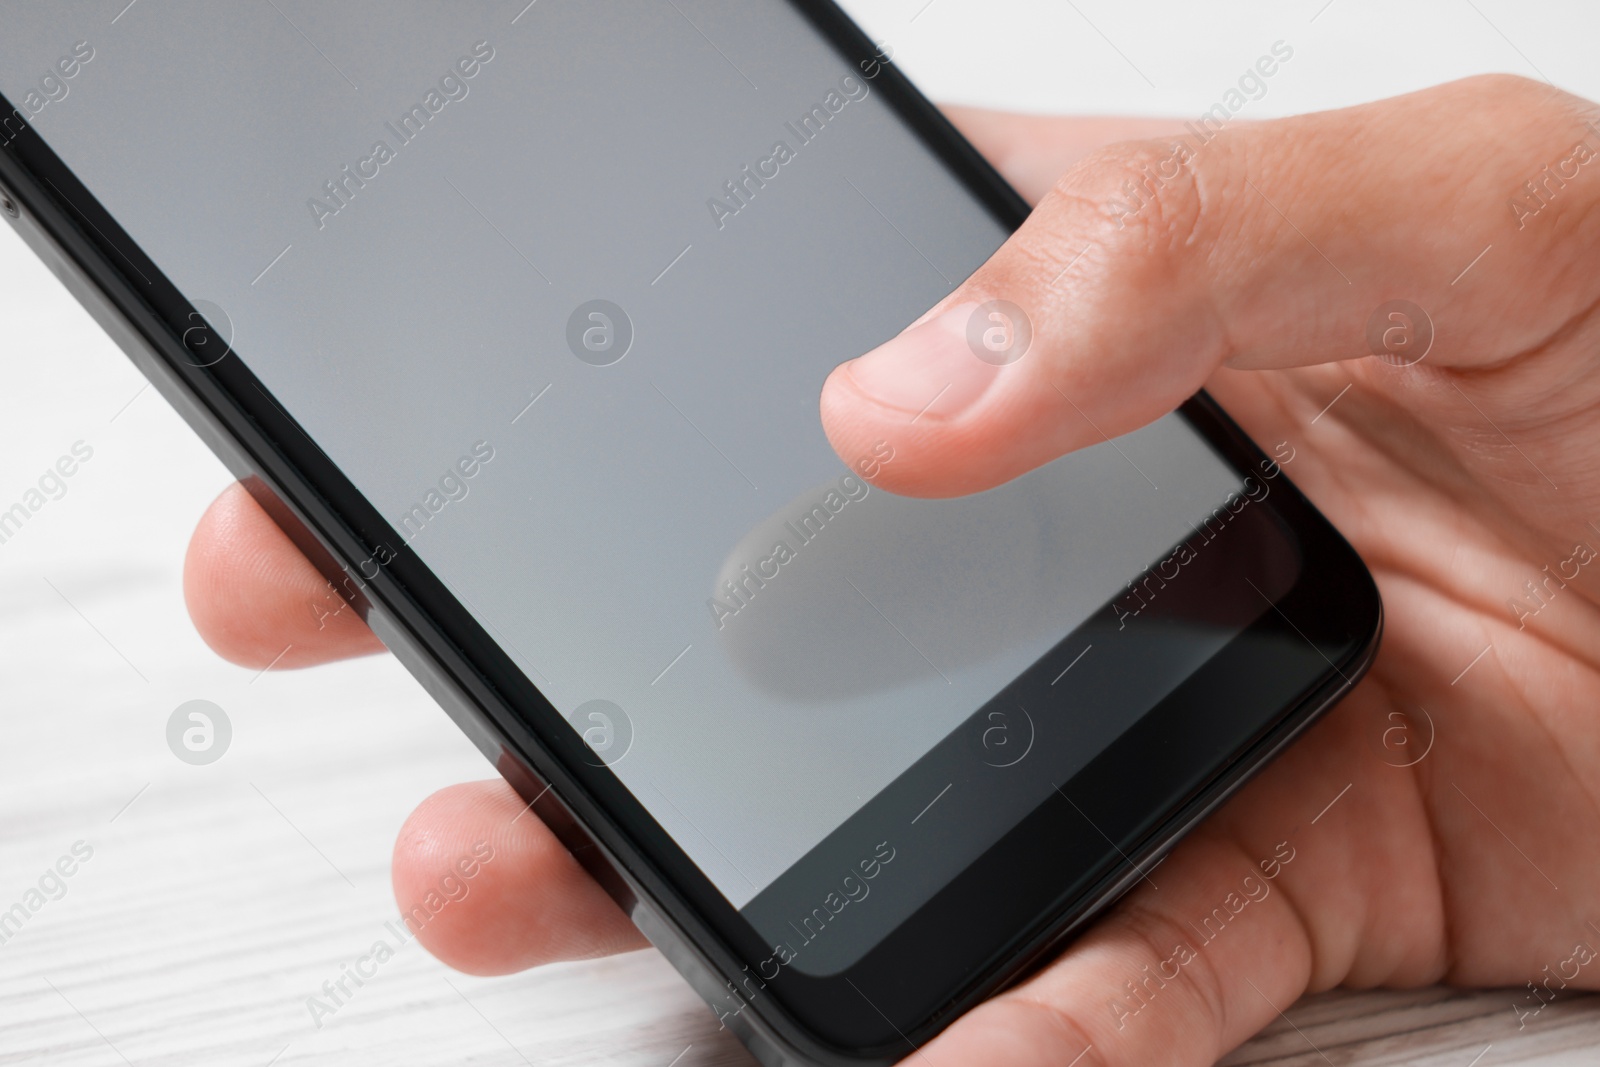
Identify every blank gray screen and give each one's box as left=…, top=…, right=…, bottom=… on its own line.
left=1, top=0, right=1243, bottom=907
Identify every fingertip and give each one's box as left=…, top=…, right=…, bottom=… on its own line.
left=184, top=482, right=385, bottom=669
left=820, top=361, right=956, bottom=497
left=392, top=780, right=645, bottom=976
left=818, top=310, right=1073, bottom=498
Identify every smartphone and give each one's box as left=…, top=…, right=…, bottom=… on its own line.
left=0, top=3, right=1380, bottom=1063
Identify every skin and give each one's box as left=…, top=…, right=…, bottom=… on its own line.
left=185, top=75, right=1600, bottom=1064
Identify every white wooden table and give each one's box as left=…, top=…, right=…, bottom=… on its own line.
left=5, top=3, right=1600, bottom=1063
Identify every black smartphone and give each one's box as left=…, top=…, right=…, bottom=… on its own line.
left=0, top=3, right=1380, bottom=1064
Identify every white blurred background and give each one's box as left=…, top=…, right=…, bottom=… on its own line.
left=1, top=1, right=1596, bottom=1065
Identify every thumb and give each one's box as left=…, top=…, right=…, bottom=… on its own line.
left=820, top=74, right=1600, bottom=497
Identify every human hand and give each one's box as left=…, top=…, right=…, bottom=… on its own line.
left=184, top=75, right=1600, bottom=1064
left=816, top=74, right=1600, bottom=1063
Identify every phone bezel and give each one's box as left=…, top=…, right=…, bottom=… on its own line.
left=0, top=5, right=1382, bottom=1062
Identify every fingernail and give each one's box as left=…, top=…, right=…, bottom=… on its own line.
left=841, top=302, right=1007, bottom=420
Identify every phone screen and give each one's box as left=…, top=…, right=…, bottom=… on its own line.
left=4, top=1, right=1266, bottom=974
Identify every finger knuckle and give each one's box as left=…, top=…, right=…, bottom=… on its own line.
left=1116, top=898, right=1232, bottom=1041
left=1446, top=75, right=1600, bottom=250
left=1444, top=73, right=1600, bottom=153
left=1452, top=71, right=1568, bottom=111
left=1059, top=138, right=1211, bottom=270
left=983, top=992, right=1108, bottom=1066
